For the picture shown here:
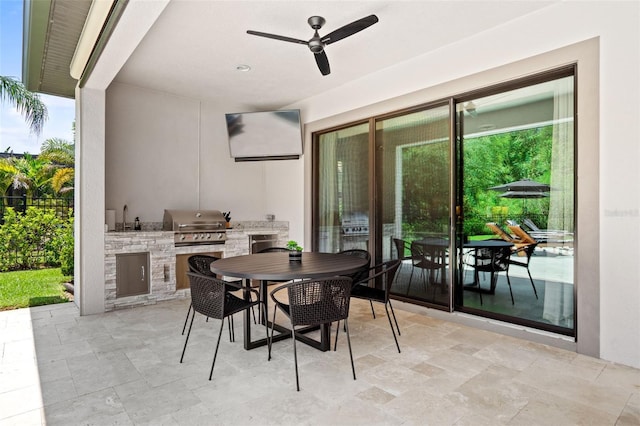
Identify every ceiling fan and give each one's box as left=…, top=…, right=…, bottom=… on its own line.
left=247, top=14, right=379, bottom=76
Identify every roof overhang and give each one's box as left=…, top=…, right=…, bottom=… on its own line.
left=22, top=0, right=95, bottom=98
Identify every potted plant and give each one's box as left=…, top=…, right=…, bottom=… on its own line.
left=286, top=240, right=303, bottom=261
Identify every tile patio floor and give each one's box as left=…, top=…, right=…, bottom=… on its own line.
left=1, top=298, right=639, bottom=425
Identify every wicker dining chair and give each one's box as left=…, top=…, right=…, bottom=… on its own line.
left=268, top=276, right=355, bottom=391
left=407, top=241, right=447, bottom=296
left=507, top=242, right=539, bottom=300
left=337, top=249, right=371, bottom=287
left=186, top=255, right=255, bottom=340
left=180, top=272, right=268, bottom=380
left=471, top=244, right=513, bottom=305
left=348, top=259, right=402, bottom=353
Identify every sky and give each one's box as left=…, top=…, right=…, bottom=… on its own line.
left=0, top=0, right=75, bottom=155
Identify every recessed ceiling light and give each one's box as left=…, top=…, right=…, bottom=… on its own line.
left=236, top=64, right=251, bottom=72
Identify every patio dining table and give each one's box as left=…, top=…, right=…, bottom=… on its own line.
left=210, top=251, right=369, bottom=352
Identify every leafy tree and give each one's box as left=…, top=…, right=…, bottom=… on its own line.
left=461, top=127, right=553, bottom=235
left=0, top=76, right=48, bottom=135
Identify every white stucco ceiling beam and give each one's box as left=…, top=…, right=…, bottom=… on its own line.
left=82, top=0, right=170, bottom=91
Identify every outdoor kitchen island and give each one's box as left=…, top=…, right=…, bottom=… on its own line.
left=104, top=220, right=288, bottom=311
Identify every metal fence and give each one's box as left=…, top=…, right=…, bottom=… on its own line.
left=0, top=195, right=74, bottom=224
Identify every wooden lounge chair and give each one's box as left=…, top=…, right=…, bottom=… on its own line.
left=522, top=218, right=574, bottom=241
left=485, top=223, right=528, bottom=250
left=509, top=223, right=573, bottom=248
left=507, top=224, right=537, bottom=244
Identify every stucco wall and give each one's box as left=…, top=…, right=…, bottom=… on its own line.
left=104, top=83, right=305, bottom=243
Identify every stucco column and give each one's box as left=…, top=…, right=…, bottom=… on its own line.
left=75, top=86, right=106, bottom=315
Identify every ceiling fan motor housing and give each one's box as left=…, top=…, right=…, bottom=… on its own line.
left=308, top=38, right=324, bottom=53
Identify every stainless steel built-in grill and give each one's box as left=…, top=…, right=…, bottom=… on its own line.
left=163, top=209, right=227, bottom=246
left=341, top=212, right=369, bottom=235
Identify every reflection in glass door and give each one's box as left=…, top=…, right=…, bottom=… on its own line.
left=377, top=104, right=451, bottom=308
left=455, top=72, right=575, bottom=335
left=314, top=122, right=370, bottom=254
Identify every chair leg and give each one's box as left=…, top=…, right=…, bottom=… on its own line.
left=292, top=327, right=300, bottom=391
left=208, top=319, right=225, bottom=380
left=228, top=316, right=234, bottom=342
left=407, top=265, right=415, bottom=295
left=369, top=300, right=376, bottom=319
left=344, top=318, right=356, bottom=381
left=334, top=321, right=340, bottom=351
left=180, top=309, right=196, bottom=363
left=475, top=270, right=483, bottom=306
left=268, top=305, right=278, bottom=361
left=384, top=303, right=401, bottom=353
left=262, top=303, right=270, bottom=358
left=506, top=273, right=514, bottom=305
left=387, top=300, right=401, bottom=336
left=527, top=268, right=539, bottom=299
left=182, top=303, right=192, bottom=335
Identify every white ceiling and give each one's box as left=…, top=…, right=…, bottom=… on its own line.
left=113, top=0, right=558, bottom=112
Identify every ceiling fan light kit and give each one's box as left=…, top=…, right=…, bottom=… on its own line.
left=247, top=14, right=379, bottom=76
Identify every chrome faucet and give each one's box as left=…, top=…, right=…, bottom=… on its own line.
left=123, top=204, right=130, bottom=231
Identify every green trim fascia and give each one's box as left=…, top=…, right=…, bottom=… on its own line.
left=22, top=0, right=52, bottom=92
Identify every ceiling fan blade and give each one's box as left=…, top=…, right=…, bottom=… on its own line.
left=320, top=14, right=378, bottom=45
left=246, top=30, right=308, bottom=46
left=314, top=51, right=330, bottom=76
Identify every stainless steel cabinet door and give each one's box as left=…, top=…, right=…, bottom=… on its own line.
left=116, top=252, right=150, bottom=297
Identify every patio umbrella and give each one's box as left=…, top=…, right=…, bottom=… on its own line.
left=489, top=179, right=550, bottom=215
left=498, top=191, right=549, bottom=199
left=488, top=179, right=550, bottom=193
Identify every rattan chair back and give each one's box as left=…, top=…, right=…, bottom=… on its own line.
left=393, top=238, right=411, bottom=260
left=337, top=249, right=371, bottom=284
left=187, top=272, right=228, bottom=320
left=282, top=277, right=353, bottom=327
left=188, top=254, right=219, bottom=276
left=474, top=245, right=511, bottom=273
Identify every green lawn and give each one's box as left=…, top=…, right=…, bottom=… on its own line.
left=0, top=268, right=72, bottom=311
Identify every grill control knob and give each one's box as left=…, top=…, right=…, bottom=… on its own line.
left=193, top=234, right=198, bottom=240
left=180, top=235, right=186, bottom=240
left=205, top=233, right=211, bottom=239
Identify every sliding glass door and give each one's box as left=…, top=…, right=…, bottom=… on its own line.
left=376, top=104, right=451, bottom=307
left=455, top=70, right=575, bottom=334
left=312, top=67, right=576, bottom=336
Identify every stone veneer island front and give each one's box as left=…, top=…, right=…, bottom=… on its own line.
left=104, top=221, right=288, bottom=311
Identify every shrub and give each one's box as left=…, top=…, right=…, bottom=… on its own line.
left=0, top=207, right=73, bottom=272
left=59, top=216, right=74, bottom=276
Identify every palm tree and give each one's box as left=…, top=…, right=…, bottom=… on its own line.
left=0, top=158, right=19, bottom=195
left=40, top=138, right=74, bottom=197
left=51, top=168, right=74, bottom=196
left=40, top=138, right=75, bottom=166
left=0, top=76, right=48, bottom=135
left=0, top=154, right=53, bottom=197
